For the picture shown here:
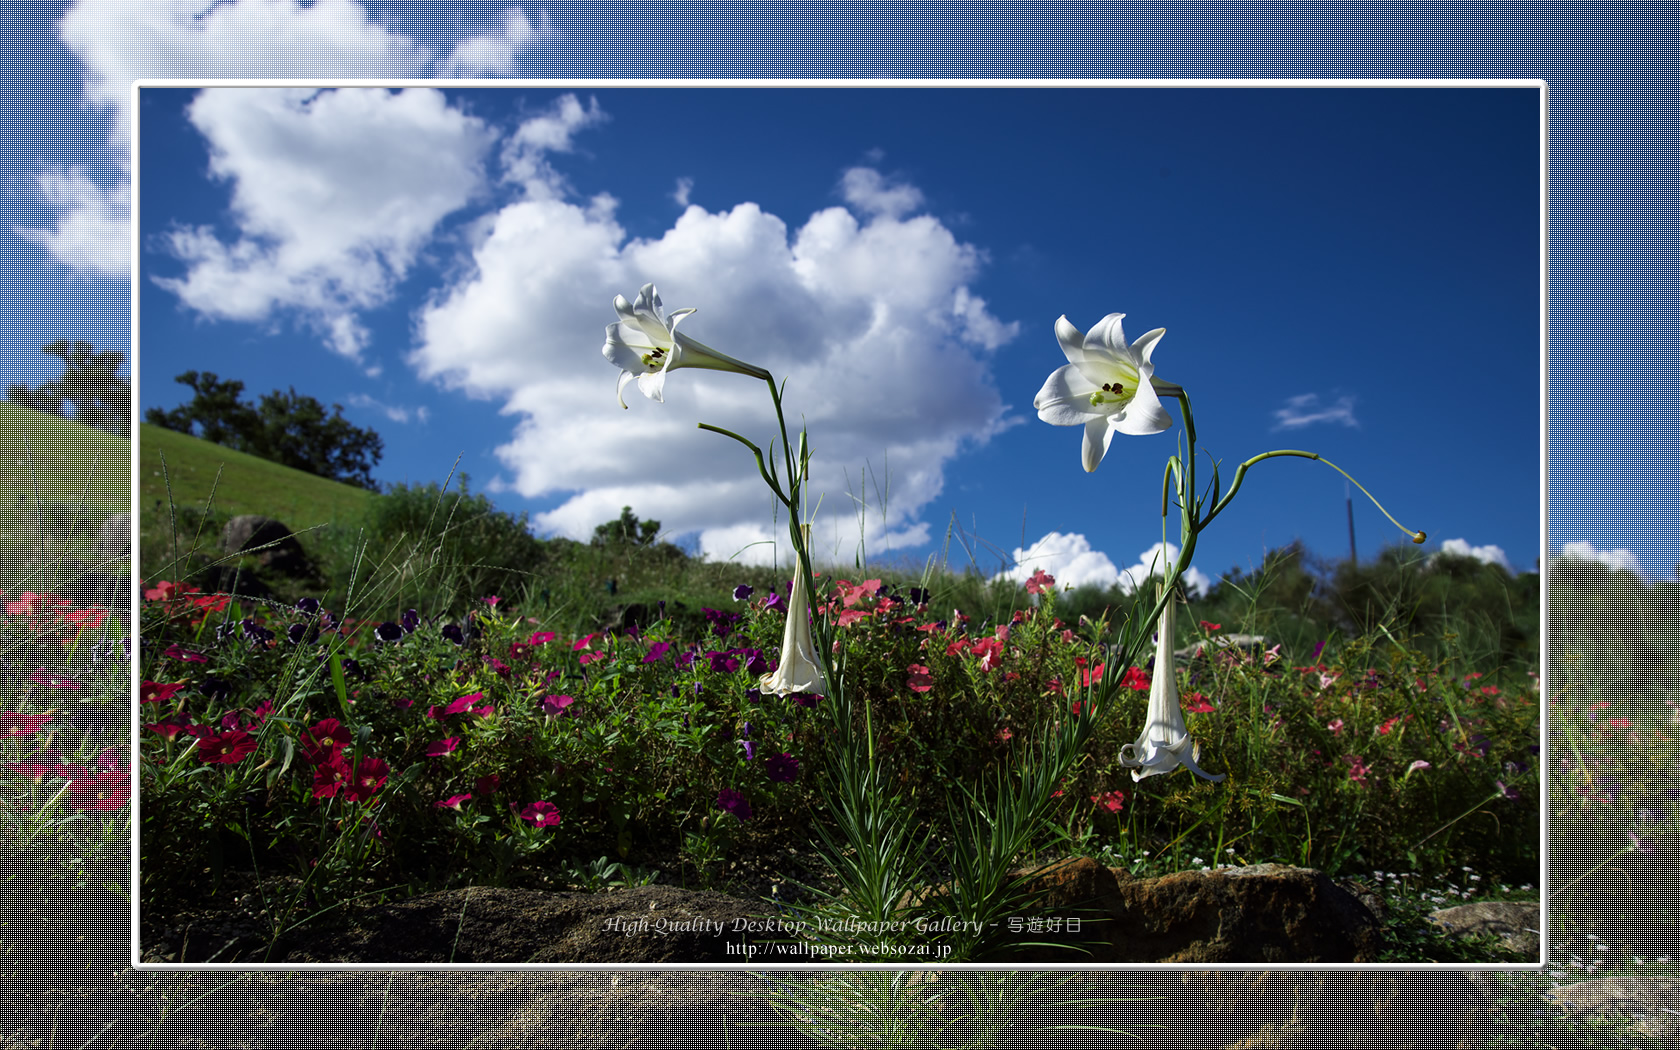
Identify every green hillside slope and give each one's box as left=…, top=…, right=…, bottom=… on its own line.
left=139, top=421, right=375, bottom=529
left=0, top=402, right=128, bottom=521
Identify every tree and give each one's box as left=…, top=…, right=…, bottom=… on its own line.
left=5, top=339, right=132, bottom=435
left=591, top=506, right=663, bottom=547
left=144, top=370, right=383, bottom=490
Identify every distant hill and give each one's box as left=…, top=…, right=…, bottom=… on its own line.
left=139, top=421, right=375, bottom=529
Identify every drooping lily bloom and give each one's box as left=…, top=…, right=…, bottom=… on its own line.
left=602, top=283, right=771, bottom=408
left=1034, top=312, right=1184, bottom=472
left=1118, top=585, right=1225, bottom=783
left=758, top=526, right=825, bottom=697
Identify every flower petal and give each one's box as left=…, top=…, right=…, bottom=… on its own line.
left=1082, top=416, right=1113, bottom=473
left=1108, top=375, right=1174, bottom=436
left=1034, top=364, right=1102, bottom=426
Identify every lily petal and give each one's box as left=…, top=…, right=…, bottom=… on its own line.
left=1118, top=585, right=1225, bottom=783
left=1037, top=309, right=1177, bottom=470
left=601, top=283, right=770, bottom=405
left=759, top=527, right=825, bottom=696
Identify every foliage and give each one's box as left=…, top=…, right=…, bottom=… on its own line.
left=4, top=339, right=131, bottom=436
left=145, top=370, right=384, bottom=490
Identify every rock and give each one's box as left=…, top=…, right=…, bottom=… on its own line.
left=1199, top=972, right=1496, bottom=1048
left=221, top=514, right=313, bottom=576
left=1428, top=900, right=1540, bottom=958
left=97, top=512, right=131, bottom=558
left=993, top=858, right=1382, bottom=964
left=1176, top=633, right=1273, bottom=663
left=1545, top=977, right=1680, bottom=1041
left=145, top=883, right=782, bottom=965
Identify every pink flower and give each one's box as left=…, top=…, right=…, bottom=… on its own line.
left=445, top=693, right=484, bottom=717
left=426, top=737, right=462, bottom=757
left=343, top=756, right=389, bottom=802
left=905, top=665, right=934, bottom=693
left=1024, top=570, right=1056, bottom=595
left=1327, top=718, right=1345, bottom=734
left=541, top=694, right=576, bottom=718
left=1090, top=789, right=1126, bottom=814
left=436, top=793, right=472, bottom=810
left=1344, top=754, right=1371, bottom=784
left=1183, top=692, right=1216, bottom=714
left=528, top=631, right=556, bottom=646
left=1, top=711, right=52, bottom=738
left=520, top=800, right=561, bottom=827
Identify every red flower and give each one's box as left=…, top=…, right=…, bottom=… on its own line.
left=196, top=730, right=256, bottom=765
left=1198, top=620, right=1222, bottom=632
left=906, top=665, right=934, bottom=693
left=1024, top=570, right=1056, bottom=595
left=1, top=711, right=52, bottom=737
left=343, top=756, right=388, bottom=802
left=68, top=769, right=130, bottom=811
left=1377, top=716, right=1402, bottom=735
left=1090, top=789, right=1126, bottom=814
left=311, top=753, right=352, bottom=799
left=140, top=681, right=186, bottom=706
left=1122, top=666, right=1151, bottom=691
left=1183, top=692, right=1216, bottom=714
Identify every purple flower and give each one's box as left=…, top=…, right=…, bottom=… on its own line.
left=733, top=584, right=755, bottom=601
left=740, top=739, right=755, bottom=760
left=643, top=641, right=673, bottom=664
left=1629, top=831, right=1654, bottom=854
left=789, top=690, right=821, bottom=708
left=706, top=651, right=740, bottom=674
left=765, top=753, right=799, bottom=784
left=375, top=621, right=404, bottom=643
left=1496, top=781, right=1520, bottom=801
left=717, top=788, right=753, bottom=822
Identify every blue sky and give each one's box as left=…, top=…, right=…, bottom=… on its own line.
left=13, top=1, right=1668, bottom=593
left=132, top=83, right=1541, bottom=594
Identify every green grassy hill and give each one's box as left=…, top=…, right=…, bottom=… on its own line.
left=139, top=421, right=376, bottom=529
left=0, top=402, right=128, bottom=521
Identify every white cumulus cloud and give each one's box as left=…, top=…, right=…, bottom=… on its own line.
left=409, top=168, right=1018, bottom=567
left=839, top=167, right=925, bottom=220
left=13, top=169, right=130, bottom=276
left=440, top=7, right=548, bottom=75
left=152, top=87, right=494, bottom=364
left=995, top=533, right=1211, bottom=599
left=1432, top=538, right=1512, bottom=572
left=499, top=93, right=609, bottom=197
left=1555, top=541, right=1645, bottom=578
left=1272, top=392, right=1358, bottom=431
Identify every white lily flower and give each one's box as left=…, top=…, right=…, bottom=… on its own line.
left=1034, top=312, right=1183, bottom=472
left=759, top=526, right=825, bottom=696
left=1118, top=584, right=1225, bottom=783
left=602, top=283, right=771, bottom=409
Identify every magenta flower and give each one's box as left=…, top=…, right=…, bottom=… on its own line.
left=426, top=737, right=462, bottom=757
left=162, top=645, right=208, bottom=663
left=643, top=642, right=673, bottom=664
left=1, top=712, right=52, bottom=738
left=540, top=694, right=576, bottom=718
left=717, top=788, right=753, bottom=822
left=68, top=769, right=129, bottom=811
left=436, top=793, right=472, bottom=810
left=311, top=753, right=351, bottom=799
left=196, top=729, right=256, bottom=765
left=343, top=756, right=389, bottom=802
left=445, top=693, right=484, bottom=717
left=520, top=801, right=561, bottom=827
left=906, top=664, right=934, bottom=693
left=28, top=669, right=81, bottom=690
left=765, top=753, right=799, bottom=784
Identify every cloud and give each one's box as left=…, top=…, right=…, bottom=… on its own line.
left=346, top=392, right=427, bottom=424
left=57, top=0, right=430, bottom=151
left=1556, top=541, right=1645, bottom=578
left=499, top=93, right=609, bottom=196
left=673, top=177, right=694, bottom=208
left=839, top=167, right=925, bottom=220
left=1272, top=392, right=1358, bottom=431
left=409, top=167, right=1019, bottom=566
left=31, top=0, right=501, bottom=276
left=995, top=533, right=1211, bottom=599
left=440, top=7, right=548, bottom=75
left=1432, top=538, right=1512, bottom=572
left=152, top=87, right=494, bottom=364
left=12, top=169, right=130, bottom=276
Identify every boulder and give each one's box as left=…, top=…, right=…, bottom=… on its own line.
left=221, top=514, right=313, bottom=576
left=994, top=859, right=1383, bottom=964
left=1428, top=900, right=1540, bottom=958
left=97, top=512, right=131, bottom=558
left=145, top=882, right=783, bottom=965
left=1545, top=977, right=1680, bottom=1042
